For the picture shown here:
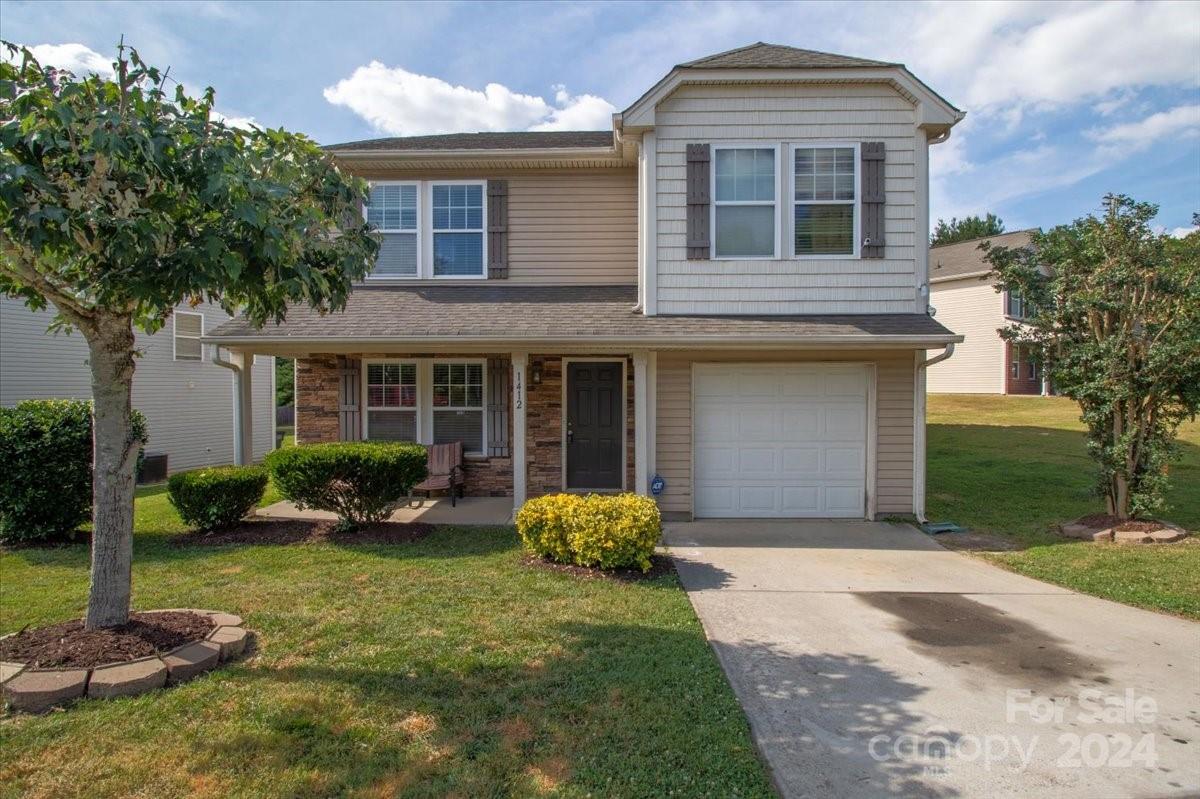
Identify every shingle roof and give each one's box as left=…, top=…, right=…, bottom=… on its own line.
left=679, top=42, right=895, bottom=70
left=930, top=230, right=1035, bottom=283
left=325, top=131, right=613, bottom=152
left=207, top=285, right=958, bottom=345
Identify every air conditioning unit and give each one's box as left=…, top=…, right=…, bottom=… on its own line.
left=138, top=452, right=169, bottom=484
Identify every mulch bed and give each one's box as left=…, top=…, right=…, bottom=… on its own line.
left=931, top=532, right=1023, bottom=552
left=521, top=553, right=676, bottom=583
left=0, top=611, right=215, bottom=669
left=172, top=518, right=434, bottom=547
left=1073, top=514, right=1174, bottom=533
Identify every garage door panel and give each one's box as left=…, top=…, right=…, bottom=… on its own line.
left=738, top=447, right=778, bottom=474
left=694, top=364, right=868, bottom=518
left=781, top=447, right=820, bottom=474
left=781, top=485, right=821, bottom=513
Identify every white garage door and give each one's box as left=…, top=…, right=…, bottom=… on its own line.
left=694, top=364, right=869, bottom=518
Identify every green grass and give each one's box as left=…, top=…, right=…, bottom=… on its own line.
left=0, top=489, right=772, bottom=798
left=928, top=394, right=1200, bottom=618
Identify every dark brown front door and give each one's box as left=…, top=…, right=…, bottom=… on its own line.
left=566, top=361, right=623, bottom=489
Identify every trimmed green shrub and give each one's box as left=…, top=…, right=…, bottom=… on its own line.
left=266, top=442, right=427, bottom=531
left=516, top=493, right=662, bottom=572
left=168, top=465, right=268, bottom=530
left=0, top=399, right=147, bottom=543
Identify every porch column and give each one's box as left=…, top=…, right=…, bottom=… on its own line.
left=233, top=351, right=254, bottom=465
left=511, top=352, right=528, bottom=513
left=633, top=351, right=650, bottom=495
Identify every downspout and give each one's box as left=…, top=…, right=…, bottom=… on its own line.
left=913, top=343, right=956, bottom=522
left=211, top=345, right=246, bottom=466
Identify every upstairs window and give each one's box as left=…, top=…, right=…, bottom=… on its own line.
left=432, top=183, right=485, bottom=277
left=1006, top=290, right=1028, bottom=319
left=365, top=362, right=417, bottom=441
left=793, top=146, right=856, bottom=256
left=365, top=183, right=419, bottom=278
left=713, top=147, right=777, bottom=258
left=173, top=312, right=203, bottom=361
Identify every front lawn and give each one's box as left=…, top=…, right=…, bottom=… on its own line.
left=927, top=394, right=1200, bottom=618
left=0, top=489, right=772, bottom=798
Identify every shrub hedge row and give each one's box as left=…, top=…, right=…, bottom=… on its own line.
left=0, top=399, right=147, bottom=543
left=265, top=441, right=427, bottom=531
left=516, top=493, right=661, bottom=572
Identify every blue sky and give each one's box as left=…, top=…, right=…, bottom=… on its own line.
left=4, top=0, right=1199, bottom=234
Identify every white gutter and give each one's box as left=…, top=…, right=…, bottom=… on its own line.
left=211, top=345, right=247, bottom=466
left=913, top=343, right=956, bottom=522
left=329, top=146, right=624, bottom=162
left=201, top=333, right=964, bottom=350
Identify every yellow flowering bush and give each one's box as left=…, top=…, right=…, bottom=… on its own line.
left=516, top=493, right=662, bottom=572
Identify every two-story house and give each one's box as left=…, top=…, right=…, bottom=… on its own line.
left=205, top=42, right=964, bottom=521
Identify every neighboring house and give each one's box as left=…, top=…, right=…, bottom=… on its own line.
left=206, top=42, right=965, bottom=520
left=926, top=230, right=1048, bottom=395
left=0, top=296, right=276, bottom=474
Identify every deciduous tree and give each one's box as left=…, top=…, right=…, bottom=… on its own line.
left=0, top=42, right=378, bottom=627
left=983, top=196, right=1199, bottom=520
left=931, top=213, right=1005, bottom=246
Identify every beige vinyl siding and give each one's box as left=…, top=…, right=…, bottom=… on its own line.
left=0, top=296, right=274, bottom=471
left=356, top=168, right=637, bottom=284
left=654, top=349, right=917, bottom=518
left=654, top=83, right=920, bottom=314
left=927, top=277, right=1006, bottom=393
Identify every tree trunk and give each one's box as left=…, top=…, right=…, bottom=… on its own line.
left=84, top=314, right=139, bottom=630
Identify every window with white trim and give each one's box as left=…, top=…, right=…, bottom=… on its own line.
left=432, top=360, right=485, bottom=454
left=713, top=147, right=777, bottom=258
left=365, top=362, right=417, bottom=441
left=364, top=182, right=419, bottom=278
left=793, top=146, right=856, bottom=256
left=173, top=312, right=203, bottom=361
left=1006, top=290, right=1028, bottom=319
left=432, top=183, right=485, bottom=277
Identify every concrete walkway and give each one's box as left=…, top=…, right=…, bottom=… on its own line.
left=258, top=497, right=512, bottom=526
left=665, top=520, right=1200, bottom=798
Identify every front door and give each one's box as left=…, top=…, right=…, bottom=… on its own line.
left=566, top=361, right=623, bottom=489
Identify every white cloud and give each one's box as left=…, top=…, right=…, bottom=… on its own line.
left=9, top=42, right=114, bottom=77
left=1086, top=104, right=1200, bottom=154
left=1168, top=226, right=1197, bottom=239
left=323, top=61, right=615, bottom=135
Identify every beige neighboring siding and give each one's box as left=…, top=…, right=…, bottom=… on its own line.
left=654, top=349, right=916, bottom=518
left=655, top=83, right=920, bottom=314
left=927, top=277, right=1005, bottom=393
left=355, top=168, right=637, bottom=284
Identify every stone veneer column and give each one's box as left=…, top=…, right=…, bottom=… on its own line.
left=294, top=356, right=341, bottom=444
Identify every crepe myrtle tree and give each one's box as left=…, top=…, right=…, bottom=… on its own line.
left=982, top=195, right=1199, bottom=521
left=0, top=42, right=378, bottom=628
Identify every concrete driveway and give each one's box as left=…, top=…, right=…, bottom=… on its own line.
left=665, top=520, right=1200, bottom=798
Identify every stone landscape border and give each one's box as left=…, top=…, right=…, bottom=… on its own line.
left=0, top=609, right=248, bottom=713
left=1060, top=520, right=1188, bottom=544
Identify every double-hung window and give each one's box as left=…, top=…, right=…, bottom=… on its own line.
left=713, top=147, right=777, bottom=258
left=1006, top=290, right=1027, bottom=319
left=173, top=312, right=203, bottom=361
left=432, top=360, right=485, bottom=454
left=432, top=182, right=485, bottom=277
left=365, top=183, right=419, bottom=278
left=793, top=145, right=856, bottom=256
left=365, top=362, right=417, bottom=441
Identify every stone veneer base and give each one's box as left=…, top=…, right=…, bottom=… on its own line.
left=0, top=610, right=249, bottom=713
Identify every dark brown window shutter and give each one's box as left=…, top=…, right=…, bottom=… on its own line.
left=337, top=356, right=361, bottom=441
left=686, top=144, right=711, bottom=260
left=487, top=180, right=509, bottom=279
left=861, top=142, right=886, bottom=259
left=486, top=357, right=510, bottom=457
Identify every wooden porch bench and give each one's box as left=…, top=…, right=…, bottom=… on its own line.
left=411, top=441, right=465, bottom=507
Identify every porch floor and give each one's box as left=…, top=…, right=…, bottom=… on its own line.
left=257, top=497, right=513, bottom=526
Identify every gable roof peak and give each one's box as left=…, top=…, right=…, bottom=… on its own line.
left=678, top=41, right=897, bottom=70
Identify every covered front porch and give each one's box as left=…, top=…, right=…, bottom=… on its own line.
left=220, top=347, right=658, bottom=518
